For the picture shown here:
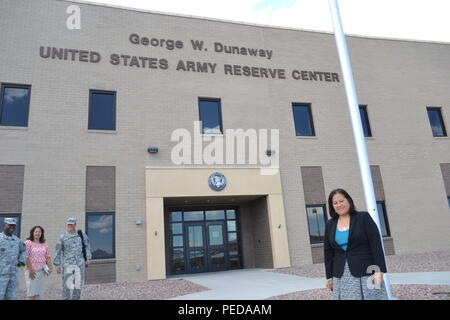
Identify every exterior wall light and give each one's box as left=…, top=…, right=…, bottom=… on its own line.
left=135, top=219, right=143, bottom=225
left=266, top=150, right=275, bottom=156
left=147, top=147, right=159, bottom=153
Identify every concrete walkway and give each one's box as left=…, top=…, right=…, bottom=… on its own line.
left=169, top=269, right=450, bottom=300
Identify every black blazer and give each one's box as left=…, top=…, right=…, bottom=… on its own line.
left=324, top=211, right=387, bottom=279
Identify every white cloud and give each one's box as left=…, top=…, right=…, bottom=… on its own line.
left=90, top=215, right=113, bottom=230
left=84, top=0, right=450, bottom=42
left=4, top=88, right=29, bottom=104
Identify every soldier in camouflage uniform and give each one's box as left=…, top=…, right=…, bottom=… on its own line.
left=53, top=218, right=92, bottom=300
left=0, top=218, right=26, bottom=300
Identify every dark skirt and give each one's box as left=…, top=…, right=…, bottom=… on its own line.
left=333, top=260, right=388, bottom=300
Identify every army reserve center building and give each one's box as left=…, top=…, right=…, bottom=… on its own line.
left=1, top=0, right=450, bottom=287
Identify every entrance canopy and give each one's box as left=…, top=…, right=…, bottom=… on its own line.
left=145, top=167, right=290, bottom=280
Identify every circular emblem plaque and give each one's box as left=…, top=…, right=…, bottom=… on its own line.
left=208, top=172, right=227, bottom=191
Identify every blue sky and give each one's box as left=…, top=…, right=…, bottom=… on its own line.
left=82, top=0, right=450, bottom=42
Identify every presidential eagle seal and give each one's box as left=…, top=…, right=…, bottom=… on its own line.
left=208, top=172, right=227, bottom=191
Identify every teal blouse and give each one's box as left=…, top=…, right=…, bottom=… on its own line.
left=335, top=227, right=349, bottom=251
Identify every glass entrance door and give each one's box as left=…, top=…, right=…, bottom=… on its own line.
left=206, top=221, right=227, bottom=272
left=185, top=223, right=207, bottom=273
left=169, top=208, right=241, bottom=275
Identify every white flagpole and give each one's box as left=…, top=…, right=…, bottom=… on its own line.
left=328, top=0, right=395, bottom=300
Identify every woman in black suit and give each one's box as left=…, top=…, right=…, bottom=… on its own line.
left=324, top=188, right=388, bottom=300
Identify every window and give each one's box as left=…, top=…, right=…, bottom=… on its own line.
left=0, top=214, right=21, bottom=237
left=306, top=205, right=327, bottom=244
left=88, top=90, right=116, bottom=130
left=198, top=98, right=223, bottom=134
left=226, top=209, right=240, bottom=269
left=448, top=197, right=450, bottom=209
left=170, top=211, right=185, bottom=274
left=292, top=103, right=315, bottom=136
left=427, top=107, right=447, bottom=137
left=86, top=212, right=115, bottom=259
left=359, top=105, right=372, bottom=137
left=376, top=201, right=391, bottom=237
left=0, top=84, right=31, bottom=127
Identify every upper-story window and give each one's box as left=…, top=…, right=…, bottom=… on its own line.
left=359, top=105, right=372, bottom=137
left=0, top=84, right=31, bottom=127
left=427, top=107, right=447, bottom=137
left=292, top=103, right=315, bottom=136
left=89, top=90, right=116, bottom=130
left=199, top=98, right=223, bottom=134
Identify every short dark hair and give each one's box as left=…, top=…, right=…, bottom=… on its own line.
left=328, top=188, right=357, bottom=219
left=27, top=226, right=46, bottom=243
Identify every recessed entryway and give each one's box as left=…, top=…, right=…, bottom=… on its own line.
left=145, top=167, right=291, bottom=280
left=167, top=207, right=241, bottom=275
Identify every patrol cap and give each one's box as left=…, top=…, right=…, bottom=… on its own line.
left=4, top=218, right=17, bottom=225
left=67, top=218, right=77, bottom=225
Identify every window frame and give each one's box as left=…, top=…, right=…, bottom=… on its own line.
left=426, top=107, right=447, bottom=137
left=85, top=212, right=116, bottom=260
left=0, top=213, right=22, bottom=238
left=292, top=103, right=316, bottom=137
left=305, top=204, right=327, bottom=244
left=198, top=98, right=223, bottom=135
left=88, top=90, right=117, bottom=131
left=0, top=83, right=32, bottom=127
left=167, top=206, right=242, bottom=275
left=359, top=105, right=373, bottom=137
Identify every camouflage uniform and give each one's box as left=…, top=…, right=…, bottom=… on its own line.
left=53, top=224, right=92, bottom=300
left=0, top=228, right=26, bottom=300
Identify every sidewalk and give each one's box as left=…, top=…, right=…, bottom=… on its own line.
left=169, top=269, right=450, bottom=300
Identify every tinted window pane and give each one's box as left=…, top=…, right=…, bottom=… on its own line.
left=0, top=86, right=30, bottom=127
left=205, top=210, right=225, bottom=220
left=228, top=232, right=237, bottom=244
left=293, top=104, right=314, bottom=136
left=227, top=221, right=236, bottom=232
left=188, top=226, right=203, bottom=247
left=87, top=213, right=114, bottom=259
left=199, top=99, right=222, bottom=134
left=359, top=106, right=372, bottom=137
left=229, top=256, right=241, bottom=269
left=172, top=248, right=184, bottom=273
left=376, top=202, right=389, bottom=237
left=173, top=235, right=183, bottom=247
left=226, top=210, right=236, bottom=220
left=0, top=214, right=21, bottom=237
left=427, top=108, right=447, bottom=137
left=171, top=223, right=183, bottom=234
left=184, top=211, right=204, bottom=221
left=306, top=206, right=326, bottom=244
left=448, top=197, right=450, bottom=209
left=229, top=242, right=239, bottom=256
left=210, top=248, right=225, bottom=265
left=208, top=225, right=224, bottom=246
left=89, top=91, right=116, bottom=130
left=171, top=212, right=182, bottom=222
left=189, top=249, right=205, bottom=268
